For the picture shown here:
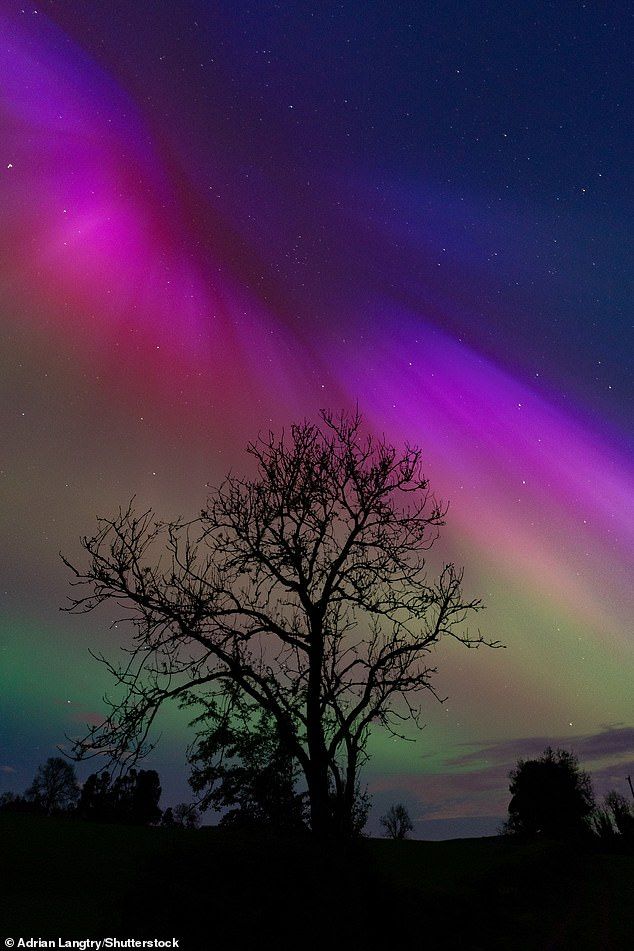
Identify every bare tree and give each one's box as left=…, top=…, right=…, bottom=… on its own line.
left=380, top=803, right=414, bottom=839
left=63, top=409, right=497, bottom=838
left=26, top=756, right=80, bottom=815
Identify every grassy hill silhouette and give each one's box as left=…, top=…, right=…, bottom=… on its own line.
left=1, top=813, right=632, bottom=948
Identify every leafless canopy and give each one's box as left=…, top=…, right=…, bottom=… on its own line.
left=63, top=409, right=498, bottom=837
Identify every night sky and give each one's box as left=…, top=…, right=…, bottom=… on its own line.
left=1, top=1, right=632, bottom=837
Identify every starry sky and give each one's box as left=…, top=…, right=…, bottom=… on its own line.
left=1, top=1, right=632, bottom=837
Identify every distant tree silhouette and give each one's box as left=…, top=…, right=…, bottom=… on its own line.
left=380, top=803, right=414, bottom=839
left=110, top=771, right=137, bottom=820
left=505, top=747, right=595, bottom=838
left=25, top=757, right=79, bottom=815
left=78, top=768, right=161, bottom=824
left=131, top=768, right=162, bottom=825
left=161, top=802, right=201, bottom=829
left=77, top=770, right=114, bottom=821
left=595, top=790, right=634, bottom=840
left=0, top=792, right=41, bottom=815
left=593, top=804, right=614, bottom=840
left=64, top=409, right=498, bottom=838
left=172, top=802, right=201, bottom=829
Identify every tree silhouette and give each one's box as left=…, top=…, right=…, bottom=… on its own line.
left=380, top=803, right=414, bottom=839
left=63, top=409, right=497, bottom=838
left=131, top=768, right=162, bottom=825
left=505, top=747, right=595, bottom=838
left=595, top=790, right=634, bottom=840
left=171, top=802, right=201, bottom=829
left=25, top=757, right=80, bottom=815
left=0, top=792, right=41, bottom=815
left=78, top=768, right=162, bottom=824
left=188, top=693, right=308, bottom=832
left=77, top=770, right=114, bottom=821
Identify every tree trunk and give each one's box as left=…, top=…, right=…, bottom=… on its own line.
left=341, top=753, right=358, bottom=837
left=307, top=761, right=331, bottom=837
left=306, top=616, right=331, bottom=837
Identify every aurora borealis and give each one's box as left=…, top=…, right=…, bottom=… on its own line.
left=1, top=1, right=632, bottom=836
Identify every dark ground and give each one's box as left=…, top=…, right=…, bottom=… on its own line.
left=1, top=814, right=632, bottom=949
